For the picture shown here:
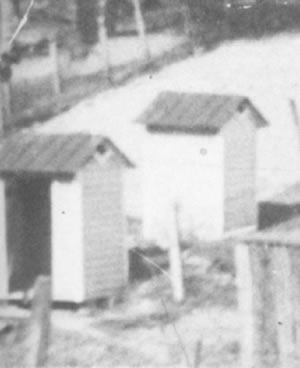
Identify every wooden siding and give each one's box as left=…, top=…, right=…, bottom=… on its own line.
left=81, top=155, right=127, bottom=300
left=222, top=109, right=257, bottom=231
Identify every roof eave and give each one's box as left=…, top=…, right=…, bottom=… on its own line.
left=103, top=138, right=135, bottom=168
left=0, top=170, right=75, bottom=179
left=245, top=99, right=269, bottom=128
left=147, top=125, right=219, bottom=135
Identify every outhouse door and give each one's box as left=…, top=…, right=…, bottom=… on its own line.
left=7, top=177, right=52, bottom=293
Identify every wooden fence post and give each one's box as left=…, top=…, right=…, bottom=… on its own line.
left=0, top=178, right=8, bottom=301
left=99, top=0, right=111, bottom=78
left=168, top=203, right=184, bottom=303
left=24, top=276, right=51, bottom=367
left=235, top=242, right=281, bottom=368
left=270, top=245, right=294, bottom=368
left=132, top=0, right=151, bottom=62
left=49, top=40, right=61, bottom=97
left=235, top=243, right=255, bottom=368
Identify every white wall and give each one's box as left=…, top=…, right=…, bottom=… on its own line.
left=51, top=179, right=85, bottom=302
left=142, top=133, right=224, bottom=244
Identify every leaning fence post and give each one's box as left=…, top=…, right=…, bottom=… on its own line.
left=168, top=203, right=185, bottom=303
left=24, top=276, right=51, bottom=367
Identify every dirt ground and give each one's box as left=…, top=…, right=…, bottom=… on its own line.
left=0, top=244, right=239, bottom=368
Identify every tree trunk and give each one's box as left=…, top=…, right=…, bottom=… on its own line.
left=0, top=0, right=12, bottom=132
left=131, top=0, right=151, bottom=62
left=99, top=0, right=111, bottom=76
left=76, top=0, right=99, bottom=46
left=10, top=0, right=21, bottom=19
left=182, top=0, right=195, bottom=53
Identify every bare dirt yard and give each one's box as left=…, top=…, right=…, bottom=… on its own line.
left=0, top=244, right=239, bottom=368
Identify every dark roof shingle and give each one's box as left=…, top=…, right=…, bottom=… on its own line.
left=0, top=133, right=133, bottom=176
left=138, top=91, right=268, bottom=133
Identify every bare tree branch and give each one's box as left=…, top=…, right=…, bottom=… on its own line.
left=8, top=0, right=35, bottom=47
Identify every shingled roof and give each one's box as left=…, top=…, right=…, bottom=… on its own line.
left=138, top=91, right=268, bottom=133
left=0, top=133, right=133, bottom=176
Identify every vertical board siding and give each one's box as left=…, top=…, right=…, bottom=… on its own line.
left=222, top=109, right=257, bottom=231
left=82, top=156, right=127, bottom=299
